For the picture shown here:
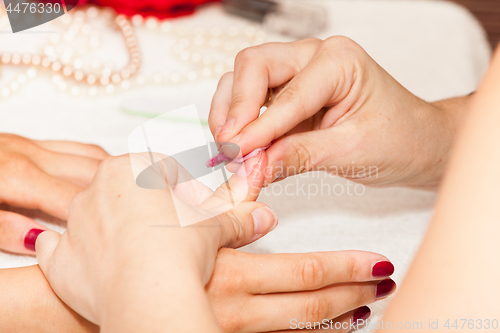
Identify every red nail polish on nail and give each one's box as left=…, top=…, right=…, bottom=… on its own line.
left=376, top=279, right=396, bottom=300
left=24, top=228, right=45, bottom=252
left=353, top=306, right=371, bottom=323
left=372, top=261, right=395, bottom=277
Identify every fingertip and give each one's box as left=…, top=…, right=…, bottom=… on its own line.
left=372, top=260, right=395, bottom=278
left=251, top=205, right=279, bottom=235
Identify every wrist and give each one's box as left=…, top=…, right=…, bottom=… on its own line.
left=100, top=268, right=220, bottom=333
left=402, top=96, right=470, bottom=190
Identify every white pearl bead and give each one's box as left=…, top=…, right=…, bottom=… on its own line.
left=136, top=75, right=146, bottom=85
left=58, top=81, right=67, bottom=91
left=227, top=26, right=239, bottom=37
left=209, top=38, right=220, bottom=48
left=86, top=7, right=98, bottom=19
left=1, top=87, right=10, bottom=97
left=132, top=15, right=143, bottom=27
left=22, top=54, right=31, bottom=64
left=121, top=80, right=130, bottom=89
left=11, top=54, right=21, bottom=65
left=51, top=62, right=62, bottom=71
left=87, top=75, right=96, bottom=85
left=112, top=74, right=121, bottom=84
left=74, top=72, right=84, bottom=81
left=191, top=52, right=201, bottom=63
left=73, top=58, right=83, bottom=69
left=187, top=71, right=197, bottom=81
left=10, top=81, right=19, bottom=91
left=106, top=85, right=115, bottom=94
left=52, top=75, right=62, bottom=84
left=210, top=27, right=222, bottom=37
left=214, top=63, right=224, bottom=74
left=100, top=77, right=110, bottom=85
left=41, top=58, right=51, bottom=68
left=160, top=21, right=171, bottom=33
left=1, top=54, right=11, bottom=63
left=153, top=73, right=163, bottom=83
left=89, top=86, right=97, bottom=96
left=31, top=56, right=41, bottom=66
left=17, top=74, right=27, bottom=84
left=27, top=69, right=37, bottom=78
left=146, top=17, right=158, bottom=29
left=202, top=67, right=212, bottom=77
left=71, top=86, right=80, bottom=96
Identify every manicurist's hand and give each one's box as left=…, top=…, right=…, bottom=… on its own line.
left=36, top=152, right=279, bottom=333
left=0, top=133, right=108, bottom=255
left=209, top=36, right=466, bottom=189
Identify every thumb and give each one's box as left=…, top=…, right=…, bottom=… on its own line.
left=36, top=230, right=62, bottom=280
left=219, top=202, right=278, bottom=249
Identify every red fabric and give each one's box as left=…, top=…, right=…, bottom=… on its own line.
left=87, top=0, right=220, bottom=18
left=38, top=0, right=220, bottom=19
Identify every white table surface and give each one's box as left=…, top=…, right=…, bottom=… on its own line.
left=0, top=0, right=492, bottom=330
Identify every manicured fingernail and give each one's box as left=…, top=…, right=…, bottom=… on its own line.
left=252, top=206, right=278, bottom=234
left=214, top=126, right=222, bottom=139
left=24, top=228, right=45, bottom=252
left=372, top=261, right=395, bottom=277
left=353, top=306, right=371, bottom=323
left=220, top=118, right=235, bottom=134
left=376, top=279, right=396, bottom=300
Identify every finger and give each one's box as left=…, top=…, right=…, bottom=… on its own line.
left=35, top=229, right=61, bottom=281
left=0, top=210, right=49, bottom=255
left=24, top=170, right=82, bottom=221
left=263, top=124, right=358, bottom=186
left=240, top=250, right=393, bottom=294
left=247, top=280, right=394, bottom=332
left=34, top=141, right=110, bottom=160
left=215, top=39, right=321, bottom=147
left=31, top=150, right=102, bottom=188
left=230, top=45, right=361, bottom=156
left=202, top=152, right=279, bottom=248
left=202, top=150, right=268, bottom=209
left=267, top=306, right=370, bottom=333
left=209, top=72, right=234, bottom=138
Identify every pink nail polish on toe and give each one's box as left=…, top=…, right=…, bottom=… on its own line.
left=24, top=228, right=45, bottom=252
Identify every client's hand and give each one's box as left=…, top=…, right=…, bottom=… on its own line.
left=0, top=133, right=108, bottom=255
left=35, top=153, right=278, bottom=332
left=208, top=248, right=395, bottom=333
left=210, top=36, right=463, bottom=189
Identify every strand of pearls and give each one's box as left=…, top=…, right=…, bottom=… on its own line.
left=0, top=6, right=268, bottom=99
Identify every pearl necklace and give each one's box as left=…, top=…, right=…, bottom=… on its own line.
left=0, top=5, right=268, bottom=99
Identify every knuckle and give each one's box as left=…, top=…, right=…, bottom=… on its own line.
left=0, top=151, right=35, bottom=174
left=223, top=209, right=247, bottom=244
left=290, top=138, right=314, bottom=173
left=344, top=253, right=358, bottom=282
left=208, top=250, right=243, bottom=295
left=234, top=46, right=260, bottom=65
left=304, top=293, right=330, bottom=323
left=88, top=144, right=109, bottom=158
left=297, top=254, right=326, bottom=290
left=217, top=311, right=245, bottom=333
